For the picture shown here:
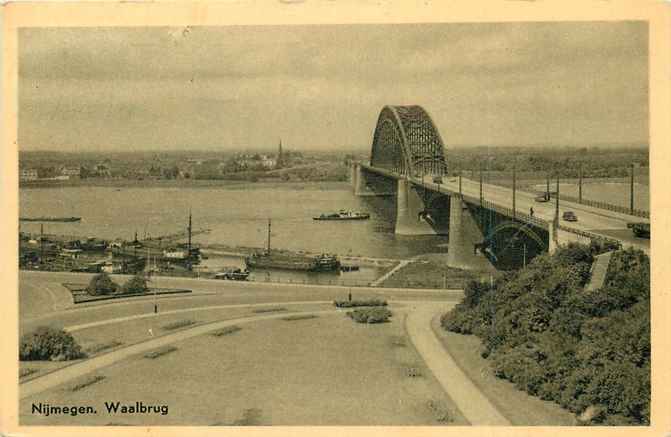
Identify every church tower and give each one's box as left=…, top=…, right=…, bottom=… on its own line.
left=277, top=138, right=284, bottom=168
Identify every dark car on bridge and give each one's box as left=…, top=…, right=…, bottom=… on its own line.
left=432, top=175, right=443, bottom=184
left=562, top=211, right=578, bottom=222
left=534, top=193, right=550, bottom=202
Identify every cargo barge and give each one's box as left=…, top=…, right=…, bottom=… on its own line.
left=245, top=219, right=341, bottom=272
left=20, top=216, right=81, bottom=222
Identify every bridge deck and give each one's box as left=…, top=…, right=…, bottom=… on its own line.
left=360, top=163, right=649, bottom=253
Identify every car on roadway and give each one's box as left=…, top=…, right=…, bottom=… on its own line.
left=432, top=175, right=443, bottom=184
left=534, top=193, right=550, bottom=203
left=562, top=211, right=578, bottom=222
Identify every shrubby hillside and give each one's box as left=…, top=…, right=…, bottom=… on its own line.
left=441, top=243, right=650, bottom=425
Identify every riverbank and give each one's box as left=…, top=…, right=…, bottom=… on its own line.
left=202, top=244, right=400, bottom=268
left=20, top=178, right=351, bottom=191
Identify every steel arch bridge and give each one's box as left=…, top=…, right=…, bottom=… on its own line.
left=370, top=105, right=448, bottom=177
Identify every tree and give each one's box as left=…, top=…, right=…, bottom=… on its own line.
left=20, top=326, right=85, bottom=361
left=86, top=272, right=119, bottom=296
left=121, top=274, right=148, bottom=294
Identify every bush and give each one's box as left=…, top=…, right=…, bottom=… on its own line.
left=144, top=346, right=177, bottom=359
left=86, top=272, right=119, bottom=296
left=439, top=244, right=650, bottom=425
left=20, top=326, right=85, bottom=361
left=333, top=298, right=387, bottom=308
left=120, top=274, right=148, bottom=294
left=347, top=307, right=392, bottom=324
left=211, top=326, right=242, bottom=337
left=161, top=319, right=196, bottom=330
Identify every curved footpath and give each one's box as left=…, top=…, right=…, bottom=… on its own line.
left=405, top=303, right=511, bottom=426
left=20, top=309, right=337, bottom=399
left=21, top=298, right=511, bottom=426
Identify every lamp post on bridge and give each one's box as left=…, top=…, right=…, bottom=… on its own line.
left=479, top=161, right=483, bottom=206
left=513, top=162, right=517, bottom=220
left=546, top=172, right=550, bottom=200
left=578, top=163, right=583, bottom=204
left=555, top=174, right=560, bottom=225
left=630, top=162, right=635, bottom=215
left=459, top=169, right=462, bottom=197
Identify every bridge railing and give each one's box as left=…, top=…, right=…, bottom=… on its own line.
left=458, top=193, right=549, bottom=230
left=556, top=224, right=623, bottom=249
left=550, top=194, right=649, bottom=219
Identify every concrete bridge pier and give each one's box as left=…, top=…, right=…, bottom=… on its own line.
left=351, top=164, right=394, bottom=197
left=351, top=163, right=366, bottom=196
left=395, top=178, right=436, bottom=235
left=446, top=195, right=494, bottom=271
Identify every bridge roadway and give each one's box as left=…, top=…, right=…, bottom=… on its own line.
left=427, top=175, right=649, bottom=252
left=359, top=163, right=649, bottom=253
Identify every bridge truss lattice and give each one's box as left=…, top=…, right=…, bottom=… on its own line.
left=370, top=105, right=448, bottom=177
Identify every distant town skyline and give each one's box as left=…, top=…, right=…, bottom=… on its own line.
left=19, top=22, right=648, bottom=152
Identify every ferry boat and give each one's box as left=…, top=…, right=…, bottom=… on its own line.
left=313, top=210, right=370, bottom=221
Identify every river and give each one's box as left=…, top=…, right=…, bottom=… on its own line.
left=19, top=183, right=451, bottom=285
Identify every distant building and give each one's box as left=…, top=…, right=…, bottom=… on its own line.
left=20, top=168, right=38, bottom=181
left=261, top=155, right=277, bottom=169
left=163, top=248, right=189, bottom=259
left=59, top=248, right=83, bottom=259
left=93, top=161, right=112, bottom=177
left=60, top=166, right=81, bottom=179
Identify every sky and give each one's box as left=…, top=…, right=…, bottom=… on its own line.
left=18, top=22, right=648, bottom=152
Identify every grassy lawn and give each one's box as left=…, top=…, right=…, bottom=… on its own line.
left=379, top=260, right=473, bottom=289
left=19, top=303, right=332, bottom=381
left=430, top=315, right=576, bottom=426
left=21, top=311, right=468, bottom=426
left=528, top=181, right=649, bottom=212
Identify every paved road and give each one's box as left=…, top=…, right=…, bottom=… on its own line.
left=20, top=271, right=463, bottom=331
left=19, top=272, right=510, bottom=426
left=422, top=176, right=649, bottom=251
left=405, top=303, right=511, bottom=426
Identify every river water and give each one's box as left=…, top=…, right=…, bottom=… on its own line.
left=20, top=184, right=450, bottom=285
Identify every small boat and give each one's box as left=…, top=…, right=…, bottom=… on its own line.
left=19, top=216, right=81, bottom=222
left=313, top=210, right=370, bottom=221
left=214, top=267, right=250, bottom=281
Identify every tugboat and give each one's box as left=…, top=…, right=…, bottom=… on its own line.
left=313, top=210, right=370, bottom=221
left=245, top=219, right=341, bottom=272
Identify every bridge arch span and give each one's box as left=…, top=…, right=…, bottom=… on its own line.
left=486, top=221, right=547, bottom=250
left=370, top=105, right=448, bottom=177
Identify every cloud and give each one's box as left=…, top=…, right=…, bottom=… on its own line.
left=18, top=22, right=648, bottom=151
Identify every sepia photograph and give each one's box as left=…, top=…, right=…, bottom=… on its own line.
left=4, top=3, right=664, bottom=432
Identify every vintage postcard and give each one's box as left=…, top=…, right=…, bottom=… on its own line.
left=1, top=1, right=669, bottom=436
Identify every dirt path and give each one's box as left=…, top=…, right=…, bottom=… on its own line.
left=370, top=260, right=410, bottom=286
left=405, top=303, right=511, bottom=426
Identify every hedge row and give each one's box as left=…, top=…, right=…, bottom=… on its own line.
left=347, top=308, right=392, bottom=324
left=334, top=298, right=387, bottom=308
